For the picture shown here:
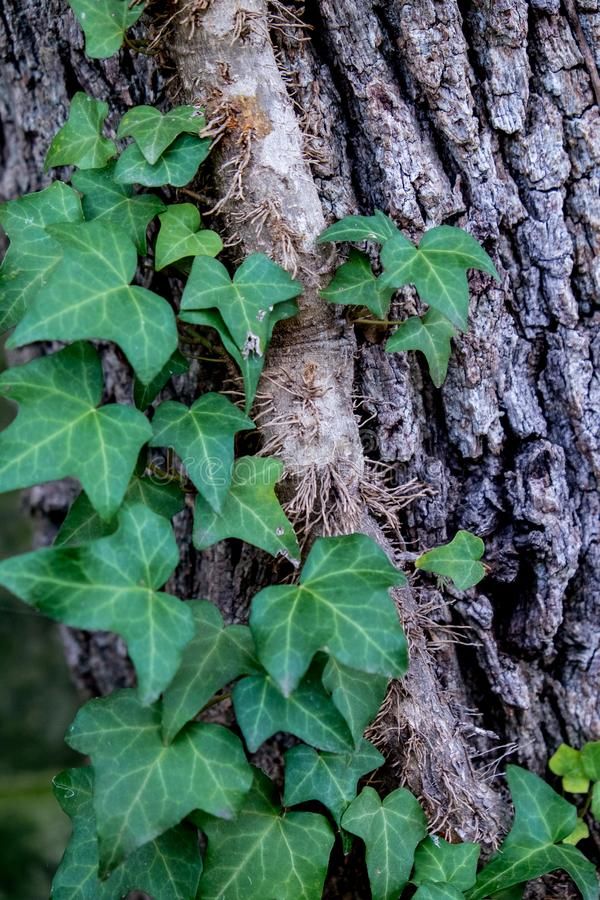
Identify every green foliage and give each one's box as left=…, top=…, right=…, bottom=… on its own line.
left=0, top=343, right=150, bottom=519
left=412, top=837, right=479, bottom=893
left=342, top=786, right=428, bottom=900
left=322, top=658, right=389, bottom=746
left=46, top=94, right=116, bottom=170
left=193, top=456, right=301, bottom=562
left=52, top=767, right=202, bottom=899
left=386, top=309, right=456, bottom=388
left=66, top=690, right=253, bottom=874
left=118, top=105, right=205, bottom=164
left=155, top=204, right=223, bottom=271
left=416, top=530, right=486, bottom=590
left=318, top=209, right=398, bottom=244
left=67, top=0, right=145, bottom=58
left=114, top=133, right=211, bottom=187
left=195, top=770, right=334, bottom=900
left=133, top=349, right=190, bottom=409
left=0, top=504, right=194, bottom=704
left=550, top=744, right=591, bottom=793
left=321, top=249, right=394, bottom=317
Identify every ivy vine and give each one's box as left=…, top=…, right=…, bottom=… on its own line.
left=0, top=3, right=598, bottom=897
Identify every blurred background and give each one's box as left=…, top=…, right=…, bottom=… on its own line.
left=0, top=343, right=80, bottom=900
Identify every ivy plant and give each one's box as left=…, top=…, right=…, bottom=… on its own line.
left=0, top=56, right=597, bottom=900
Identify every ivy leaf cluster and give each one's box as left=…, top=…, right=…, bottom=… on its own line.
left=319, top=210, right=499, bottom=386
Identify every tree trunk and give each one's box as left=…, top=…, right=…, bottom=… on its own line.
left=2, top=0, right=599, bottom=873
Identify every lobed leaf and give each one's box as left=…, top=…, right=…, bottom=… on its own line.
left=549, top=744, right=590, bottom=794
left=67, top=0, right=145, bottom=59
left=114, top=133, right=211, bottom=187
left=162, top=601, right=259, bottom=744
left=322, top=657, right=389, bottom=746
left=51, top=767, right=202, bottom=899
left=196, top=770, right=334, bottom=900
left=149, top=392, right=254, bottom=512
left=0, top=181, right=83, bottom=332
left=66, top=690, right=253, bottom=875
left=72, top=162, right=165, bottom=254
left=0, top=343, right=150, bottom=519
left=413, top=837, right=480, bottom=892
left=0, top=503, right=194, bottom=705
left=155, top=203, right=223, bottom=271
left=321, top=250, right=394, bottom=318
left=46, top=94, right=116, bottom=170
left=193, top=456, right=300, bottom=563
left=7, top=221, right=178, bottom=384
left=318, top=210, right=399, bottom=245
left=341, top=786, right=428, bottom=900
left=250, top=533, right=408, bottom=696
left=118, top=105, right=205, bottom=165
left=415, top=530, right=485, bottom=591
left=386, top=309, right=456, bottom=388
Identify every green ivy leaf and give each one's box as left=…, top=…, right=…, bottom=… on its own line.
left=67, top=0, right=145, bottom=58
left=114, top=134, right=211, bottom=187
left=549, top=744, right=590, bottom=794
left=563, top=819, right=590, bottom=846
left=193, top=456, right=301, bottom=563
left=322, top=658, right=389, bottom=746
left=45, top=94, right=116, bottom=170
left=54, top=475, right=185, bottom=547
left=118, top=105, right=204, bottom=165
left=321, top=250, right=394, bottom=318
left=318, top=210, right=399, bottom=245
left=0, top=503, right=194, bottom=704
left=149, top=393, right=254, bottom=512
left=72, top=162, right=165, bottom=254
left=415, top=531, right=485, bottom=591
left=7, top=221, right=178, bottom=384
left=155, top=204, right=223, bottom=271
left=133, top=349, right=190, bottom=409
left=233, top=659, right=354, bottom=753
left=66, top=689, right=253, bottom=875
left=581, top=741, right=600, bottom=781
left=181, top=253, right=302, bottom=356
left=0, top=343, right=150, bottom=519
left=341, top=786, right=428, bottom=900
left=179, top=299, right=299, bottom=413
left=250, top=533, right=408, bottom=696
left=413, top=885, right=465, bottom=900
left=0, top=182, right=83, bottom=332
left=380, top=226, right=499, bottom=331
left=283, top=740, right=384, bottom=825
left=196, top=770, right=334, bottom=900
left=162, top=601, right=259, bottom=743
left=592, top=782, right=600, bottom=822
left=413, top=837, right=480, bottom=892
left=386, top=309, right=456, bottom=388
left=468, top=767, right=599, bottom=900
left=51, top=767, right=202, bottom=899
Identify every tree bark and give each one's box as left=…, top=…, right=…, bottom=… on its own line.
left=1, top=0, right=599, bottom=879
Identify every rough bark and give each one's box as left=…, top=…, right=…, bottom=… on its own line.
left=1, top=0, right=599, bottom=882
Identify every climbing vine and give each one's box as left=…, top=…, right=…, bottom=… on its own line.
left=0, top=3, right=598, bottom=897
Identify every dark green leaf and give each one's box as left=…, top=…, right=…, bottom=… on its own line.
left=196, top=770, right=334, bottom=900
left=72, top=162, right=165, bottom=254
left=193, top=456, right=300, bottom=563
left=66, top=689, right=253, bottom=874
left=341, top=786, right=428, bottom=900
left=52, top=767, right=202, bottom=899
left=322, top=658, right=389, bottom=745
left=114, top=134, right=211, bottom=187
left=380, top=226, right=499, bottom=331
left=413, top=884, right=465, bottom=900
left=118, top=105, right=204, bottom=165
left=581, top=741, right=600, bottom=781
left=318, top=210, right=399, bottom=245
left=155, top=203, right=223, bottom=270
left=149, top=392, right=254, bottom=512
left=67, top=0, right=145, bottom=58
left=162, top=600, right=259, bottom=743
left=415, top=530, right=485, bottom=591
left=7, top=221, right=178, bottom=384
left=0, top=503, right=194, bottom=704
left=386, top=309, right=456, bottom=387
left=133, top=349, right=190, bottom=409
left=321, top=250, right=394, bottom=317
left=413, top=837, right=480, bottom=891
left=233, top=660, right=354, bottom=753
left=180, top=253, right=302, bottom=356
left=469, top=767, right=599, bottom=900
left=0, top=343, right=150, bottom=519
left=0, top=181, right=83, bottom=332
left=250, top=533, right=408, bottom=696
left=284, top=740, right=384, bottom=824
left=46, top=93, right=116, bottom=170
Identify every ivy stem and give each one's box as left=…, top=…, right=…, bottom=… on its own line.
left=200, top=692, right=232, bottom=714
left=350, top=317, right=404, bottom=326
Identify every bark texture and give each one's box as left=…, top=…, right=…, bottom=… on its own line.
left=1, top=0, right=599, bottom=884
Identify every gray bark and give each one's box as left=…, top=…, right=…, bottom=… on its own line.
left=1, top=0, right=599, bottom=881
